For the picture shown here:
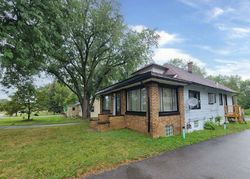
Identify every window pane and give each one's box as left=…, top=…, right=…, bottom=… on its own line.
left=189, top=90, right=200, bottom=109
left=165, top=125, right=173, bottom=136
left=103, top=96, right=110, bottom=111
left=141, top=88, right=147, bottom=112
left=172, top=89, right=177, bottom=111
left=160, top=87, right=177, bottom=112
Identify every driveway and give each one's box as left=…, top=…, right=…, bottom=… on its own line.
left=86, top=130, right=250, bottom=179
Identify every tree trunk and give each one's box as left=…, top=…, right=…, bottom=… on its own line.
left=27, top=102, right=31, bottom=121
left=81, top=89, right=90, bottom=119
left=82, top=95, right=89, bottom=119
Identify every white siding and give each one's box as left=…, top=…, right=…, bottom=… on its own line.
left=184, top=85, right=233, bottom=132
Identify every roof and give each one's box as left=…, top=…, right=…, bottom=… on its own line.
left=97, top=63, right=235, bottom=95
left=163, top=63, right=235, bottom=93
left=97, top=71, right=188, bottom=95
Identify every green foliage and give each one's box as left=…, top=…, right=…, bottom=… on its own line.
left=14, top=81, right=37, bottom=120
left=36, top=81, right=77, bottom=114
left=0, top=121, right=249, bottom=178
left=208, top=75, right=250, bottom=109
left=166, top=58, right=207, bottom=77
left=0, top=0, right=157, bottom=118
left=215, top=116, right=222, bottom=124
left=245, top=109, right=250, bottom=116
left=204, top=121, right=216, bottom=130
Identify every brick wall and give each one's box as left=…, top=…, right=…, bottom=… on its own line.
left=125, top=115, right=148, bottom=134
left=109, top=116, right=126, bottom=129
left=147, top=84, right=185, bottom=138
left=147, top=82, right=160, bottom=138
left=121, top=90, right=126, bottom=115
left=96, top=84, right=185, bottom=138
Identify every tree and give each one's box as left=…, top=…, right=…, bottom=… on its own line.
left=4, top=96, right=22, bottom=116
left=208, top=75, right=250, bottom=109
left=0, top=0, right=157, bottom=118
left=166, top=58, right=207, bottom=77
left=14, top=82, right=37, bottom=120
left=36, top=81, right=77, bottom=114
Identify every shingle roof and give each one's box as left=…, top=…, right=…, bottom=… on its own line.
left=163, top=63, right=235, bottom=92
left=97, top=63, right=235, bottom=95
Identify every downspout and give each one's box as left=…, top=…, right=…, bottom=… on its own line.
left=147, top=94, right=151, bottom=133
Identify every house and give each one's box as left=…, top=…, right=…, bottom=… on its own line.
left=66, top=99, right=100, bottom=119
left=92, top=62, right=239, bottom=138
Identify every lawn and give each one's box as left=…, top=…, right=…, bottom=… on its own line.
left=0, top=115, right=81, bottom=126
left=0, top=121, right=249, bottom=178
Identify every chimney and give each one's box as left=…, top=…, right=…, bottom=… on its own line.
left=187, top=62, right=193, bottom=73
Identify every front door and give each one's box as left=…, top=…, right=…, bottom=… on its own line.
left=116, top=93, right=121, bottom=115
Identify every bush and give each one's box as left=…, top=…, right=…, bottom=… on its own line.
left=245, top=109, right=250, bottom=116
left=204, top=121, right=216, bottom=130
left=215, top=116, right=222, bottom=125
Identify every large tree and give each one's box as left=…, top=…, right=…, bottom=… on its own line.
left=0, top=0, right=157, bottom=118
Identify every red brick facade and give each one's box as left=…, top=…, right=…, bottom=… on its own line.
left=95, top=82, right=185, bottom=138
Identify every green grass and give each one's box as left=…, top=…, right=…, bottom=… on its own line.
left=0, top=115, right=81, bottom=126
left=0, top=122, right=249, bottom=178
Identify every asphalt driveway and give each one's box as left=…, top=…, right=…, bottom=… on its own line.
left=86, top=130, right=250, bottom=179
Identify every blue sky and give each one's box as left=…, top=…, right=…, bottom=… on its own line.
left=1, top=0, right=250, bottom=99
left=121, top=0, right=250, bottom=79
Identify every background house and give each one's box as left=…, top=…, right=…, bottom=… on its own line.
left=66, top=99, right=100, bottom=119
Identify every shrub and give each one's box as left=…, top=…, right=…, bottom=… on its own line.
left=204, top=121, right=216, bottom=130
left=245, top=108, right=250, bottom=116
left=215, top=116, right=222, bottom=125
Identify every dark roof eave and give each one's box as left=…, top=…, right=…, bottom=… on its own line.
left=96, top=72, right=188, bottom=95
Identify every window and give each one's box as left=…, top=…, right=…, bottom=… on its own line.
left=72, top=107, right=75, bottom=111
left=102, top=95, right=111, bottom=112
left=208, top=93, right=216, bottom=104
left=219, top=93, right=223, bottom=105
left=159, top=87, right=178, bottom=112
left=189, top=90, right=201, bottom=109
left=127, top=88, right=146, bottom=112
left=91, top=106, right=94, bottom=112
left=194, top=120, right=199, bottom=128
left=165, top=125, right=173, bottom=136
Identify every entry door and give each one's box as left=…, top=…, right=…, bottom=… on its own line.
left=116, top=93, right=121, bottom=115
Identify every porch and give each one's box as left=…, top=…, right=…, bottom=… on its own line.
left=90, top=114, right=126, bottom=131
left=224, top=105, right=245, bottom=123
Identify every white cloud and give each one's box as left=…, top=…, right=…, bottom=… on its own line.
left=152, top=48, right=206, bottom=67
left=197, top=45, right=231, bottom=55
left=206, top=59, right=250, bottom=80
left=216, top=24, right=250, bottom=38
left=208, top=7, right=234, bottom=19
left=129, top=25, right=183, bottom=46
left=210, top=7, right=224, bottom=19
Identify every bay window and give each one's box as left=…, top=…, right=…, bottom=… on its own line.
left=159, top=87, right=178, bottom=113
left=127, top=87, right=146, bottom=112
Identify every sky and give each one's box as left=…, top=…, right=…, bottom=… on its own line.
left=1, top=0, right=250, bottom=99
left=121, top=0, right=250, bottom=79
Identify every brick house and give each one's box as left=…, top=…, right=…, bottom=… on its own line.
left=92, top=63, right=236, bottom=138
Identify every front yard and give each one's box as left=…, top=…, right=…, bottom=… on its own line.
left=0, top=115, right=81, bottom=126
left=0, top=121, right=250, bottom=178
